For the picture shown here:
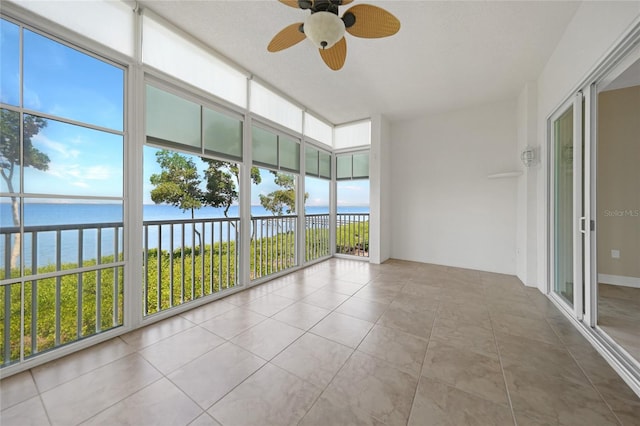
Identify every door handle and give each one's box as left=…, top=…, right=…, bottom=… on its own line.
left=580, top=217, right=587, bottom=234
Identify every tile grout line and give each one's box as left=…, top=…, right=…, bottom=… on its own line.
left=295, top=274, right=383, bottom=425
left=30, top=369, right=54, bottom=426
left=406, top=294, right=440, bottom=425
left=544, top=316, right=626, bottom=426
left=487, top=289, right=519, bottom=426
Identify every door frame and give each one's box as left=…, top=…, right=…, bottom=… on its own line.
left=547, top=94, right=584, bottom=317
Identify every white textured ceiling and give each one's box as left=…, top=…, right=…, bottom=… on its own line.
left=139, top=0, right=580, bottom=124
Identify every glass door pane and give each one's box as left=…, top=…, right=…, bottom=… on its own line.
left=595, top=55, right=640, bottom=363
left=553, top=106, right=575, bottom=306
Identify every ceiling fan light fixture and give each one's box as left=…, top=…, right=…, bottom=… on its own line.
left=304, top=11, right=345, bottom=49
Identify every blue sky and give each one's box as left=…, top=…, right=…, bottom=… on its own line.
left=3, top=19, right=369, bottom=207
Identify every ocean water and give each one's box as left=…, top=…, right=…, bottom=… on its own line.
left=0, top=203, right=369, bottom=267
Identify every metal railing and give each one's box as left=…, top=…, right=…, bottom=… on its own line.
left=1, top=211, right=370, bottom=367
left=250, top=215, right=297, bottom=280
left=1, top=222, right=124, bottom=367
left=305, top=214, right=330, bottom=262
left=336, top=213, right=369, bottom=257
left=143, top=217, right=240, bottom=316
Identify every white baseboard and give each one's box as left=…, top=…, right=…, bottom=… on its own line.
left=598, top=274, right=640, bottom=289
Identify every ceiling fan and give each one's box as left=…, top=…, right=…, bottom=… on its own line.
left=268, top=0, right=401, bottom=70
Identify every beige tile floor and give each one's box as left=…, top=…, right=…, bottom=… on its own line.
left=2, top=259, right=640, bottom=425
left=599, top=283, right=640, bottom=363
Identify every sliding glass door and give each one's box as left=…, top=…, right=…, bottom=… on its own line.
left=550, top=94, right=584, bottom=317
left=550, top=38, right=640, bottom=370
left=593, top=48, right=640, bottom=364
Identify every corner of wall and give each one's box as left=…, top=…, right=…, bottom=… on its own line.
left=368, top=113, right=391, bottom=264
left=516, top=81, right=539, bottom=288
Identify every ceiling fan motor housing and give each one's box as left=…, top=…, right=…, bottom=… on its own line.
left=304, top=11, right=345, bottom=49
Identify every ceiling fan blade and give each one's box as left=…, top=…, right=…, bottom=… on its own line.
left=268, top=23, right=306, bottom=52
left=278, top=0, right=303, bottom=9
left=319, top=37, right=346, bottom=70
left=343, top=4, right=400, bottom=38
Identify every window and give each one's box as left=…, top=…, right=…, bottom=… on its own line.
left=146, top=83, right=243, bottom=161
left=146, top=85, right=200, bottom=150
left=337, top=152, right=369, bottom=180
left=251, top=125, right=301, bottom=173
left=0, top=20, right=125, bottom=366
left=305, top=145, right=331, bottom=179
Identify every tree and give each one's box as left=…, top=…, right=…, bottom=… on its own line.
left=1, top=110, right=50, bottom=268
left=201, top=160, right=261, bottom=217
left=149, top=150, right=203, bottom=218
left=259, top=171, right=308, bottom=216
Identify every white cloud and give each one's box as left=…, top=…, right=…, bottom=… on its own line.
left=46, top=163, right=116, bottom=189
left=32, top=134, right=80, bottom=159
left=23, top=87, right=42, bottom=110
left=83, top=165, right=113, bottom=180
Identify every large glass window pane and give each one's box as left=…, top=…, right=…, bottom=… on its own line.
left=252, top=126, right=278, bottom=167
left=353, top=153, right=370, bottom=178
left=1, top=19, right=20, bottom=107
left=279, top=136, right=300, bottom=172
left=305, top=176, right=329, bottom=214
left=23, top=198, right=123, bottom=270
left=0, top=109, right=21, bottom=193
left=23, top=30, right=124, bottom=132
left=0, top=196, right=20, bottom=279
left=204, top=107, right=242, bottom=160
left=146, top=85, right=200, bottom=151
left=596, top=68, right=640, bottom=364
left=319, top=151, right=331, bottom=179
left=337, top=155, right=352, bottom=179
left=553, top=106, right=574, bottom=306
left=305, top=146, right=319, bottom=176
left=23, top=115, right=123, bottom=197
left=250, top=81, right=303, bottom=133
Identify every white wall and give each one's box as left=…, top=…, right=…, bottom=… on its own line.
left=516, top=82, right=538, bottom=287
left=529, top=2, right=640, bottom=292
left=369, top=114, right=392, bottom=264
left=390, top=100, right=518, bottom=274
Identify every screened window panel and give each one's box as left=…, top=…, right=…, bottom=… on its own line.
left=24, top=30, right=125, bottom=132
left=319, top=151, right=331, bottom=179
left=16, top=0, right=135, bottom=57
left=142, top=14, right=247, bottom=108
left=250, top=81, right=303, bottom=133
left=1, top=19, right=20, bottom=107
left=305, top=146, right=319, bottom=176
left=336, top=156, right=352, bottom=180
left=203, top=108, right=242, bottom=160
left=0, top=109, right=20, bottom=193
left=23, top=115, right=123, bottom=197
left=352, top=153, right=369, bottom=178
left=252, top=126, right=278, bottom=167
left=304, top=113, right=332, bottom=146
left=279, top=136, right=300, bottom=172
left=146, top=85, right=200, bottom=150
left=334, top=120, right=371, bottom=149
